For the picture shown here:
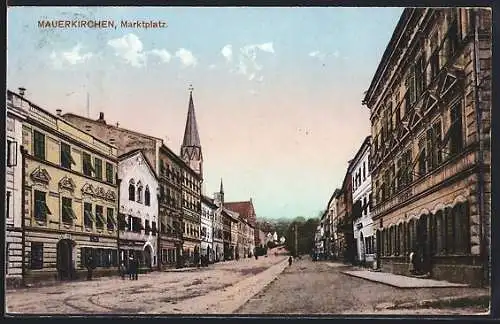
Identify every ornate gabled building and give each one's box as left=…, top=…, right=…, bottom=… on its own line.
left=363, top=8, right=491, bottom=286
left=117, top=149, right=159, bottom=271
left=225, top=199, right=257, bottom=258
left=9, top=89, right=120, bottom=285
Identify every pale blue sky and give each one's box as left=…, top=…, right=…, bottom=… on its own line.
left=7, top=6, right=403, bottom=220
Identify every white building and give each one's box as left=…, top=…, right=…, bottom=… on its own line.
left=201, top=195, right=216, bottom=262
left=351, top=136, right=374, bottom=266
left=118, top=149, right=159, bottom=269
left=5, top=90, right=27, bottom=287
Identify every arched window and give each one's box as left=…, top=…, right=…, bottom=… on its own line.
left=128, top=179, right=135, bottom=201
left=388, top=226, right=392, bottom=256
left=445, top=207, right=454, bottom=254
left=436, top=210, right=444, bottom=254
left=137, top=181, right=143, bottom=203
left=398, top=223, right=403, bottom=256
left=408, top=219, right=415, bottom=252
left=145, top=186, right=151, bottom=206
left=454, top=202, right=470, bottom=254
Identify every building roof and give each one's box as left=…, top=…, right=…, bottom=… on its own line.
left=349, top=135, right=372, bottom=170
left=225, top=201, right=255, bottom=224
left=61, top=112, right=163, bottom=142
left=363, top=8, right=412, bottom=108
left=201, top=195, right=218, bottom=209
left=221, top=208, right=239, bottom=222
left=181, top=90, right=201, bottom=148
left=118, top=149, right=159, bottom=181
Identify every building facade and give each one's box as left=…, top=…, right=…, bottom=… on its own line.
left=14, top=90, right=119, bottom=284
left=117, top=149, right=158, bottom=270
left=212, top=180, right=225, bottom=262
left=201, top=195, right=216, bottom=262
left=326, top=189, right=341, bottom=259
left=179, top=88, right=203, bottom=266
left=336, top=164, right=356, bottom=264
left=6, top=90, right=27, bottom=287
left=350, top=136, right=375, bottom=266
left=363, top=8, right=491, bottom=286
left=226, top=200, right=257, bottom=259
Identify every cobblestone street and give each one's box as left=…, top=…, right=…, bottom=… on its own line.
left=6, top=255, right=288, bottom=314
left=237, top=256, right=490, bottom=315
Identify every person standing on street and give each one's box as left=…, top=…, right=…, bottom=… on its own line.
left=128, top=256, right=134, bottom=280
left=288, top=256, right=293, bottom=266
left=86, top=254, right=94, bottom=280
left=133, top=256, right=139, bottom=280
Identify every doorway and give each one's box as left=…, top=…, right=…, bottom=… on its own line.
left=144, top=245, right=152, bottom=270
left=57, top=239, right=74, bottom=280
left=359, top=232, right=365, bottom=264
left=416, top=214, right=430, bottom=274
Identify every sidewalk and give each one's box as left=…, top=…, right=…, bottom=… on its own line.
left=341, top=269, right=469, bottom=288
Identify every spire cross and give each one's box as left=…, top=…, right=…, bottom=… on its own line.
left=189, top=84, right=194, bottom=93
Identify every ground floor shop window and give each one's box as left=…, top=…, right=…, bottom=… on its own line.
left=81, top=247, right=118, bottom=268
left=30, top=242, right=43, bottom=269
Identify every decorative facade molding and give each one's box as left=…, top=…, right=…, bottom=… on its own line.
left=58, top=176, right=76, bottom=192
left=30, top=166, right=51, bottom=184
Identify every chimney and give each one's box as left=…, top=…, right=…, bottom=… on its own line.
left=56, top=109, right=62, bottom=117
left=97, top=112, right=106, bottom=124
left=18, top=87, right=26, bottom=97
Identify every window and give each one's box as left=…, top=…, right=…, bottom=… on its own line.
left=363, top=162, right=366, bottom=181
left=84, top=203, right=94, bottom=228
left=137, top=184, right=143, bottom=203
left=418, top=138, right=427, bottom=176
left=429, top=32, right=440, bottom=81
left=105, top=162, right=114, bottom=184
left=107, top=208, right=115, bottom=230
left=145, top=220, right=151, bottom=234
left=34, top=190, right=51, bottom=222
left=427, top=121, right=443, bottom=170
left=454, top=203, right=469, bottom=254
left=6, top=191, right=11, bottom=219
left=449, top=102, right=463, bottom=155
left=128, top=180, right=135, bottom=201
left=152, top=221, right=157, bottom=235
left=60, top=142, right=74, bottom=169
left=30, top=242, right=43, bottom=269
left=94, top=158, right=103, bottom=180
left=82, top=152, right=94, bottom=176
left=145, top=186, right=151, bottom=206
left=95, top=205, right=104, bottom=228
left=33, top=130, right=45, bottom=160
left=61, top=197, right=76, bottom=224
left=415, top=55, right=425, bottom=97
left=405, top=65, right=417, bottom=112
left=160, top=160, right=165, bottom=176
left=447, top=17, right=459, bottom=60
left=7, top=140, right=17, bottom=167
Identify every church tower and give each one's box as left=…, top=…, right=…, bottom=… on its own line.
left=214, top=178, right=224, bottom=207
left=180, top=85, right=203, bottom=180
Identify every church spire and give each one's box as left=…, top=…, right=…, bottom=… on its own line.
left=220, top=178, right=224, bottom=194
left=180, top=84, right=203, bottom=178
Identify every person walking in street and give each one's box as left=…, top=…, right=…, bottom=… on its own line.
left=120, top=261, right=126, bottom=280
left=133, top=256, right=139, bottom=280
left=86, top=254, right=94, bottom=281
left=288, top=256, right=293, bottom=266
left=128, top=256, right=134, bottom=280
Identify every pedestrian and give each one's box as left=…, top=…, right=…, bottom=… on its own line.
left=128, top=256, right=134, bottom=280
left=409, top=250, right=415, bottom=274
left=288, top=256, right=293, bottom=266
left=120, top=261, right=126, bottom=280
left=86, top=254, right=94, bottom=280
left=133, top=256, right=139, bottom=280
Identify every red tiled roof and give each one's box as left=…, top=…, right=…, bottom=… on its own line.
left=225, top=201, right=255, bottom=225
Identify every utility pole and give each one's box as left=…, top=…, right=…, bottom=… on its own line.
left=294, top=223, right=298, bottom=257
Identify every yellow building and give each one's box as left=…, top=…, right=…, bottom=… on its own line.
left=13, top=90, right=119, bottom=284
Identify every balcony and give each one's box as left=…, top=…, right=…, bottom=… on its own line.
left=373, top=149, right=476, bottom=218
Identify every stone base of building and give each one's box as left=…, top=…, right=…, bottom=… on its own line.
left=6, top=277, right=23, bottom=289
left=381, top=257, right=485, bottom=287
left=23, top=268, right=119, bottom=288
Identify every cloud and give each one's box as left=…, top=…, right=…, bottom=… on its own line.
left=224, top=42, right=274, bottom=81
left=175, top=48, right=197, bottom=67
left=221, top=44, right=233, bottom=62
left=108, top=33, right=146, bottom=67
left=208, top=64, right=217, bottom=70
left=309, top=50, right=326, bottom=60
left=50, top=43, right=93, bottom=68
left=149, top=49, right=172, bottom=63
